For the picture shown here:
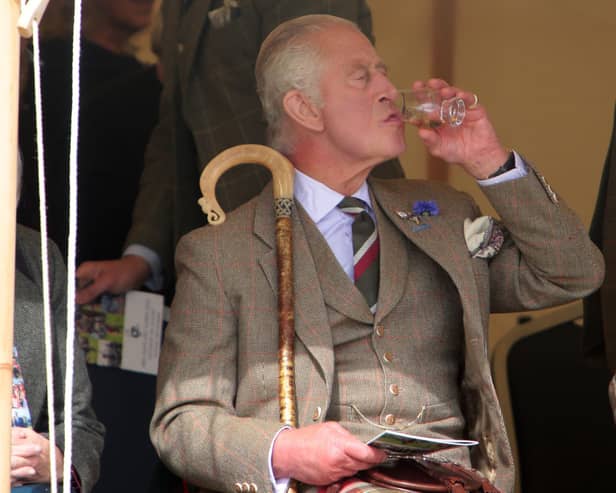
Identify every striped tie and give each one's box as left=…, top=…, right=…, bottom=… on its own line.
left=338, top=197, right=380, bottom=313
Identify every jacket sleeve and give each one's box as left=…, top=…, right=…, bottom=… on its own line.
left=150, top=229, right=283, bottom=493
left=481, top=165, right=604, bottom=312
left=123, top=84, right=175, bottom=284
left=123, top=0, right=177, bottom=282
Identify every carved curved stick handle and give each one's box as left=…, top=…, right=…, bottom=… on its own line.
left=199, top=144, right=294, bottom=225
left=199, top=144, right=298, bottom=435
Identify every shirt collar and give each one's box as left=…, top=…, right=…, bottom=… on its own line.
left=294, top=169, right=372, bottom=224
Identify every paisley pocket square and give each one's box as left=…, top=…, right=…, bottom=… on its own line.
left=464, top=216, right=506, bottom=259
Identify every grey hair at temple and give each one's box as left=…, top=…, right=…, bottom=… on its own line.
left=255, top=14, right=361, bottom=154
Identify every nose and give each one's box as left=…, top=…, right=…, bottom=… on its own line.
left=376, top=73, right=399, bottom=103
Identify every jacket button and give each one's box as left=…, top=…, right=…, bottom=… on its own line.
left=249, top=483, right=258, bottom=493
left=312, top=406, right=322, bottom=421
left=242, top=482, right=250, bottom=492
left=375, top=325, right=384, bottom=337
left=233, top=483, right=242, bottom=493
left=383, top=352, right=393, bottom=363
left=389, top=384, right=399, bottom=396
left=384, top=414, right=396, bottom=425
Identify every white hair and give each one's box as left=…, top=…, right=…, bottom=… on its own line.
left=255, top=15, right=360, bottom=154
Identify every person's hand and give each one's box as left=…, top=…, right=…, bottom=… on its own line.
left=410, top=79, right=510, bottom=180
left=272, top=422, right=388, bottom=486
left=11, top=427, right=64, bottom=486
left=75, top=255, right=151, bottom=305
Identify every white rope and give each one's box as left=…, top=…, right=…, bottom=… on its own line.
left=26, top=0, right=81, bottom=490
left=31, top=17, right=58, bottom=493
left=63, top=0, right=82, bottom=490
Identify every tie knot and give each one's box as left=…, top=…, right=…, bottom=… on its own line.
left=337, top=196, right=369, bottom=215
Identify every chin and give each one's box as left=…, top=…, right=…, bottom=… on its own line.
left=385, top=141, right=406, bottom=160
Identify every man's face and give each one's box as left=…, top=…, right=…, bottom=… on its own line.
left=315, top=25, right=406, bottom=167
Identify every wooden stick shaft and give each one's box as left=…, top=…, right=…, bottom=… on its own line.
left=276, top=216, right=296, bottom=427
left=276, top=215, right=297, bottom=493
left=0, top=1, right=21, bottom=492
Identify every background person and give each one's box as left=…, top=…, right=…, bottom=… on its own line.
left=13, top=129, right=104, bottom=491
left=12, top=224, right=105, bottom=493
left=584, top=102, right=616, bottom=422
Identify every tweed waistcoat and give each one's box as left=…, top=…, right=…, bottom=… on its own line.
left=300, top=198, right=471, bottom=467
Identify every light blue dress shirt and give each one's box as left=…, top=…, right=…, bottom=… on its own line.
left=293, top=168, right=375, bottom=281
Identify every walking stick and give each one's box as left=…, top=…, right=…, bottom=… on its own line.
left=199, top=144, right=298, bottom=492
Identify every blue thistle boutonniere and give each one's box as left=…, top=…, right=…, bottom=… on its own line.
left=412, top=200, right=439, bottom=217
left=396, top=200, right=439, bottom=232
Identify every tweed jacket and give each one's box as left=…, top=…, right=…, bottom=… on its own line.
left=125, top=0, right=403, bottom=286
left=584, top=104, right=616, bottom=372
left=151, top=169, right=604, bottom=493
left=14, top=225, right=105, bottom=493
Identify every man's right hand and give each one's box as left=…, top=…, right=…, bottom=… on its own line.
left=75, top=255, right=151, bottom=305
left=272, top=422, right=387, bottom=486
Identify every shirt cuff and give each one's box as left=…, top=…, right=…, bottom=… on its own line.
left=476, top=150, right=528, bottom=186
left=123, top=244, right=164, bottom=291
left=269, top=426, right=292, bottom=493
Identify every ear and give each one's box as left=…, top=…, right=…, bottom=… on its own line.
left=282, top=90, right=324, bottom=132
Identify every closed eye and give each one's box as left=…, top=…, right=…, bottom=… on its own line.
left=353, top=69, right=369, bottom=81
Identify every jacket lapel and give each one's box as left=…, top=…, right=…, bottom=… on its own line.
left=299, top=206, right=374, bottom=324
left=253, top=188, right=335, bottom=394
left=372, top=194, right=409, bottom=322
left=370, top=179, right=480, bottom=316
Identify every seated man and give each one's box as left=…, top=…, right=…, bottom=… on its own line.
left=13, top=164, right=105, bottom=492
left=150, top=14, right=604, bottom=493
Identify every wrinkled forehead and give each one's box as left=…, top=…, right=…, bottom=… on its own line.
left=315, top=24, right=384, bottom=72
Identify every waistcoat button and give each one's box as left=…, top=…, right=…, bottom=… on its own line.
left=383, top=414, right=396, bottom=425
